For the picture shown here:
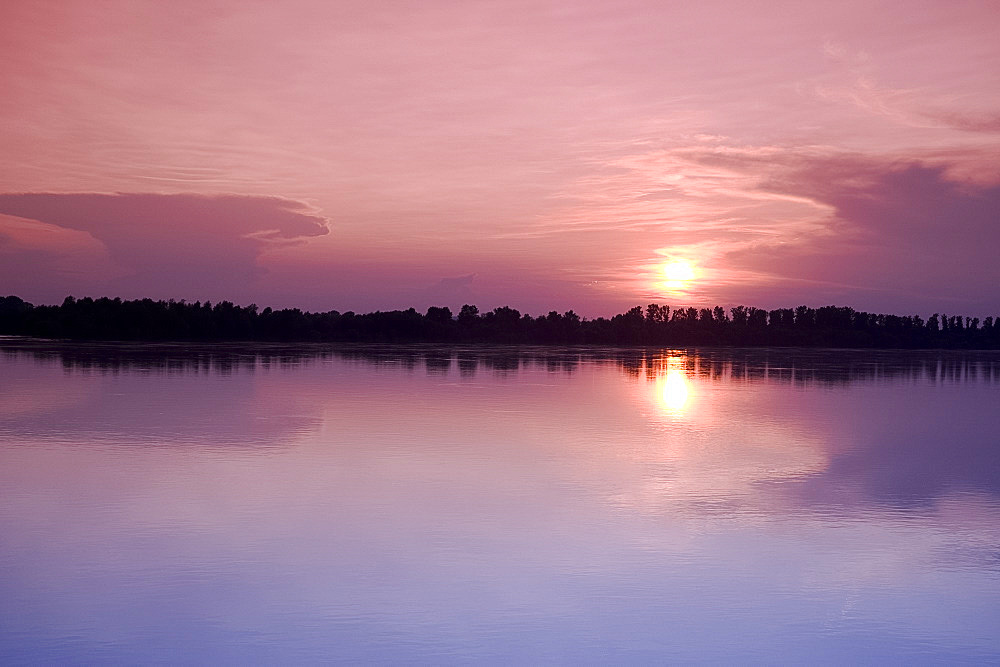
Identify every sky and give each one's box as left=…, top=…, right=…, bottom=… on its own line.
left=1, top=0, right=998, bottom=317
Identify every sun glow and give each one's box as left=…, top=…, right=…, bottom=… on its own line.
left=662, top=260, right=695, bottom=282
left=657, top=259, right=697, bottom=293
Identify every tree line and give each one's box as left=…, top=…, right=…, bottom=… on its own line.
left=2, top=295, right=1000, bottom=348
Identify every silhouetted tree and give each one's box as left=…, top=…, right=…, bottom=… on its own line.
left=1, top=293, right=998, bottom=349
left=458, top=304, right=479, bottom=323
left=426, top=306, right=453, bottom=323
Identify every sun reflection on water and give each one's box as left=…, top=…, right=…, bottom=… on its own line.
left=660, top=369, right=690, bottom=412
left=648, top=356, right=693, bottom=416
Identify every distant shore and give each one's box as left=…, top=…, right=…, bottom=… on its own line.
left=2, top=295, right=998, bottom=349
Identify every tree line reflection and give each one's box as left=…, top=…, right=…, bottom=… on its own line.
left=4, top=340, right=1000, bottom=386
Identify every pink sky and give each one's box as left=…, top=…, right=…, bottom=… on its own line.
left=1, top=0, right=998, bottom=316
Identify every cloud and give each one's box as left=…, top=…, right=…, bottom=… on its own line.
left=814, top=40, right=1000, bottom=136
left=725, top=156, right=1000, bottom=312
left=0, top=192, right=329, bottom=301
left=919, top=110, right=1000, bottom=134
left=434, top=273, right=476, bottom=290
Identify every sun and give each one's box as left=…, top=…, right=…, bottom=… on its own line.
left=657, top=259, right=697, bottom=293
left=661, top=260, right=695, bottom=283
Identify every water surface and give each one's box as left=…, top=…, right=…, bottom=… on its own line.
left=2, top=342, right=999, bottom=663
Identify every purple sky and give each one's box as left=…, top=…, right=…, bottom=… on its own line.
left=1, top=1, right=998, bottom=316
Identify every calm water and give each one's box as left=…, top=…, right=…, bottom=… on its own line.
left=2, top=341, right=999, bottom=664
